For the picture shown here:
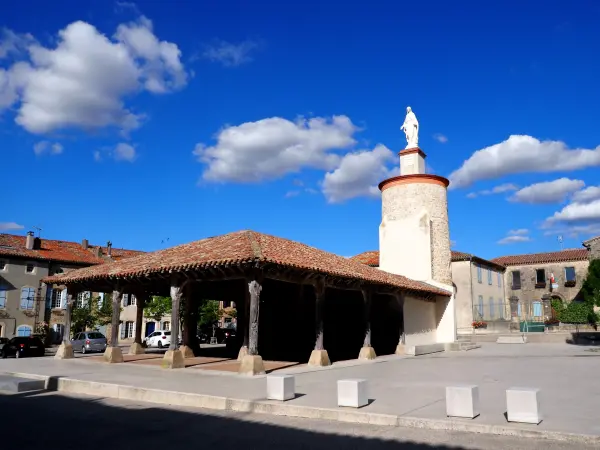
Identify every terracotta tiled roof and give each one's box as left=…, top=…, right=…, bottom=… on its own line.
left=43, top=230, right=449, bottom=297
left=0, top=234, right=143, bottom=265
left=490, top=248, right=589, bottom=266
left=349, top=250, right=485, bottom=266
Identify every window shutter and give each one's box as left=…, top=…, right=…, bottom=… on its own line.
left=98, top=292, right=104, bottom=307
left=84, top=291, right=90, bottom=306
left=45, top=287, right=53, bottom=308
left=120, top=323, right=126, bottom=340
left=132, top=322, right=136, bottom=338
left=122, top=294, right=128, bottom=307
left=60, top=289, right=67, bottom=309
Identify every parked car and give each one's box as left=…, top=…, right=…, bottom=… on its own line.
left=71, top=331, right=107, bottom=354
left=144, top=330, right=171, bottom=348
left=0, top=337, right=8, bottom=351
left=1, top=336, right=45, bottom=359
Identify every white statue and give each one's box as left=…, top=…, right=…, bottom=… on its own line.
left=401, top=106, right=419, bottom=149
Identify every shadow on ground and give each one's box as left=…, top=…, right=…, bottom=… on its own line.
left=1, top=390, right=475, bottom=450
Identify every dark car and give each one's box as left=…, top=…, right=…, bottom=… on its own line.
left=0, top=337, right=8, bottom=351
left=1, top=336, right=46, bottom=359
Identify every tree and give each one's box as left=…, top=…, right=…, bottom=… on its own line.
left=144, top=296, right=172, bottom=322
left=223, top=306, right=237, bottom=319
left=581, top=259, right=600, bottom=308
left=198, top=299, right=222, bottom=327
left=71, top=300, right=96, bottom=333
left=96, top=293, right=117, bottom=326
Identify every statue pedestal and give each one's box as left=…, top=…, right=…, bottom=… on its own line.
left=399, top=148, right=426, bottom=176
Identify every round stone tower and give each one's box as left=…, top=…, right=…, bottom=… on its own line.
left=378, top=147, right=452, bottom=286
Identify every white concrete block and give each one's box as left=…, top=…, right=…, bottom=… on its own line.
left=497, top=336, right=527, bottom=344
left=445, top=385, right=479, bottom=419
left=337, top=379, right=368, bottom=408
left=506, top=388, right=542, bottom=424
left=266, top=375, right=295, bottom=401
left=405, top=343, right=446, bottom=356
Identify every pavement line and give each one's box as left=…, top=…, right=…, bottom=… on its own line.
left=3, top=371, right=599, bottom=445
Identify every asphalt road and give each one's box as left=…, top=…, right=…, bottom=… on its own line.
left=0, top=390, right=595, bottom=450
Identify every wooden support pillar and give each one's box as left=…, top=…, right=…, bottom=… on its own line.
left=162, top=280, right=185, bottom=368
left=237, top=282, right=249, bottom=360
left=129, top=293, right=147, bottom=355
left=358, top=288, right=376, bottom=360
left=308, top=279, right=330, bottom=366
left=55, top=288, right=76, bottom=360
left=395, top=293, right=406, bottom=355
left=180, top=284, right=198, bottom=358
left=239, top=278, right=266, bottom=375
left=104, top=287, right=124, bottom=363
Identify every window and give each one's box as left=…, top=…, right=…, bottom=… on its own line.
left=54, top=324, right=64, bottom=341
left=122, top=294, right=129, bottom=306
left=124, top=321, right=134, bottom=339
left=130, top=295, right=137, bottom=306
left=497, top=272, right=502, bottom=287
left=17, top=325, right=32, bottom=337
left=536, top=269, right=546, bottom=285
left=565, top=267, right=576, bottom=283
left=20, top=287, right=35, bottom=310
left=0, top=285, right=6, bottom=308
left=477, top=295, right=484, bottom=318
left=477, top=264, right=482, bottom=283
left=51, top=289, right=64, bottom=309
left=162, top=321, right=170, bottom=331
left=498, top=299, right=504, bottom=319
left=76, top=292, right=90, bottom=308
left=487, top=269, right=492, bottom=285
left=533, top=301, right=542, bottom=317
left=511, top=271, right=521, bottom=289
left=25, top=262, right=35, bottom=274
left=517, top=302, right=522, bottom=317
left=0, top=260, right=6, bottom=271
left=487, top=297, right=494, bottom=319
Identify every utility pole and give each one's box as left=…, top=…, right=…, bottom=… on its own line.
left=558, top=235, right=563, bottom=251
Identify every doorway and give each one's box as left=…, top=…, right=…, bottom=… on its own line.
left=145, top=322, right=155, bottom=336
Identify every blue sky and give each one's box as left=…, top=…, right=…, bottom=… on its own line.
left=2, top=0, right=600, bottom=260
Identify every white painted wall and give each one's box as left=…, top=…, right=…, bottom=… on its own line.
left=380, top=211, right=432, bottom=281
left=403, top=296, right=437, bottom=345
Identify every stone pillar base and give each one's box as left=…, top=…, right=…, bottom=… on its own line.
left=54, top=343, right=74, bottom=360
left=308, top=349, right=330, bottom=367
left=237, top=345, right=248, bottom=361
left=179, top=345, right=194, bottom=358
left=104, top=346, right=124, bottom=363
left=358, top=346, right=377, bottom=360
left=395, top=344, right=406, bottom=355
left=239, top=354, right=266, bottom=376
left=162, top=349, right=185, bottom=369
left=128, top=342, right=145, bottom=355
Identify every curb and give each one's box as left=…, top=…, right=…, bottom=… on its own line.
left=3, top=371, right=599, bottom=445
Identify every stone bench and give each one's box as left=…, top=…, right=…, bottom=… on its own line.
left=506, top=388, right=542, bottom=424
left=266, top=374, right=295, bottom=401
left=405, top=343, right=446, bottom=356
left=0, top=375, right=45, bottom=393
left=337, top=379, right=368, bottom=408
left=446, top=385, right=480, bottom=419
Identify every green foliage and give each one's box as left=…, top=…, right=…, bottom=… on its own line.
left=551, top=299, right=596, bottom=324
left=96, top=293, right=117, bottom=326
left=199, top=299, right=222, bottom=327
left=223, top=307, right=237, bottom=319
left=581, top=259, right=600, bottom=307
left=71, top=301, right=96, bottom=333
left=144, top=296, right=172, bottom=322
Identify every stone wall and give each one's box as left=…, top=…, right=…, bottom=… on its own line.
left=503, top=259, right=589, bottom=319
left=381, top=182, right=451, bottom=284
left=588, top=238, right=600, bottom=261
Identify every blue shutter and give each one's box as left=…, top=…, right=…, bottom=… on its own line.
left=477, top=295, right=484, bottom=318
left=477, top=265, right=482, bottom=283
left=533, top=302, right=542, bottom=317
left=60, top=289, right=67, bottom=309
left=120, top=323, right=126, bottom=340
left=46, top=286, right=53, bottom=309
left=489, top=297, right=494, bottom=319
left=0, top=285, right=6, bottom=308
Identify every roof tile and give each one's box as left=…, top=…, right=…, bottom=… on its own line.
left=490, top=248, right=589, bottom=266
left=43, top=230, right=449, bottom=297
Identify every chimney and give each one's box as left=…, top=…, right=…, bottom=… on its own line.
left=82, top=239, right=89, bottom=249
left=25, top=231, right=35, bottom=250
left=93, top=247, right=102, bottom=258
left=107, top=240, right=112, bottom=257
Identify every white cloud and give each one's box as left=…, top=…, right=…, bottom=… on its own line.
left=497, top=228, right=531, bottom=244
left=449, top=135, right=600, bottom=188
left=509, top=178, right=585, bottom=204
left=33, top=140, right=63, bottom=156
left=194, top=115, right=357, bottom=183
left=113, top=142, right=136, bottom=162
left=322, top=144, right=394, bottom=203
left=0, top=221, right=24, bottom=231
left=547, top=199, right=600, bottom=223
left=508, top=228, right=529, bottom=236
left=93, top=150, right=102, bottom=162
left=0, top=28, right=35, bottom=59
left=571, top=186, right=600, bottom=204
left=0, top=17, right=187, bottom=135
left=497, top=235, right=532, bottom=244
left=467, top=183, right=518, bottom=198
left=202, top=39, right=260, bottom=67
left=433, top=133, right=448, bottom=143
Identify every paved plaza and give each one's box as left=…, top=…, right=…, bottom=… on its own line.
left=2, top=343, right=600, bottom=442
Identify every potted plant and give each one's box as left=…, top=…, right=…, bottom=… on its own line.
left=472, top=320, right=487, bottom=329
left=544, top=318, right=560, bottom=327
